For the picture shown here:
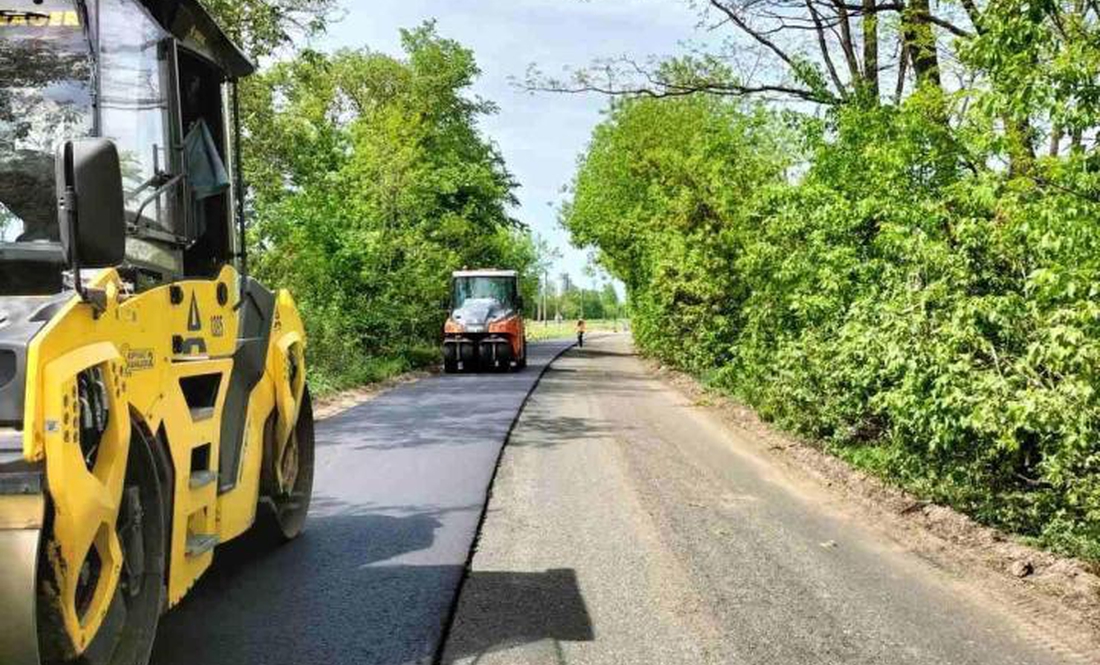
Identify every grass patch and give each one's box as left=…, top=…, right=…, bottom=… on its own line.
left=526, top=319, right=626, bottom=341
left=308, top=344, right=439, bottom=398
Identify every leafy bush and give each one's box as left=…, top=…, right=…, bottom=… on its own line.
left=566, top=93, right=1100, bottom=562
left=241, top=26, right=540, bottom=393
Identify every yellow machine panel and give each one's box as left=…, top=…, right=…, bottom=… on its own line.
left=14, top=266, right=310, bottom=657
left=0, top=3, right=315, bottom=664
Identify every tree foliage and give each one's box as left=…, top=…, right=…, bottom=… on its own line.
left=198, top=5, right=542, bottom=390
left=535, top=0, right=1100, bottom=176
left=241, top=25, right=539, bottom=392
left=564, top=9, right=1100, bottom=560
left=202, top=0, right=337, bottom=59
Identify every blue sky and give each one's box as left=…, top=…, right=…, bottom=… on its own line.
left=321, top=0, right=707, bottom=291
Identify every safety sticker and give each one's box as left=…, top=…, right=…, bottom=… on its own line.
left=122, top=345, right=155, bottom=374
left=0, top=11, right=81, bottom=28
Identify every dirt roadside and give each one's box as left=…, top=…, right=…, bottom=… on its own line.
left=645, top=357, right=1100, bottom=658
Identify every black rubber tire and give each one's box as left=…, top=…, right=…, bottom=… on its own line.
left=443, top=360, right=458, bottom=374
left=50, top=426, right=168, bottom=665
left=517, top=339, right=528, bottom=370
left=257, top=385, right=315, bottom=542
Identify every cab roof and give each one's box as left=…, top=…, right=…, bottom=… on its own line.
left=453, top=269, right=518, bottom=279
left=140, top=0, right=255, bottom=78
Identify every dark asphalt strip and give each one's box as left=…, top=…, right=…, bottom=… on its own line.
left=150, top=339, right=575, bottom=665
left=430, top=339, right=577, bottom=665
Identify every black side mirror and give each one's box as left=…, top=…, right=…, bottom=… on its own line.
left=56, top=139, right=126, bottom=269
left=516, top=295, right=525, bottom=310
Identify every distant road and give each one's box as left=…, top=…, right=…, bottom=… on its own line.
left=442, top=334, right=1079, bottom=665
left=152, top=340, right=573, bottom=665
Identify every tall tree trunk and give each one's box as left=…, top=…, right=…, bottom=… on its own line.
left=1049, top=124, right=1063, bottom=157
left=901, top=0, right=942, bottom=89
left=862, top=0, right=880, bottom=99
left=1071, top=126, right=1084, bottom=153
left=895, top=41, right=909, bottom=103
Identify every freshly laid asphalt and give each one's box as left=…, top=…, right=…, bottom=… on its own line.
left=151, top=339, right=574, bottom=665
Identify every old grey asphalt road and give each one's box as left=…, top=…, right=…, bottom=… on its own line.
left=151, top=339, right=573, bottom=665
left=442, top=333, right=1083, bottom=665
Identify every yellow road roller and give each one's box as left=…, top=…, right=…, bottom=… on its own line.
left=0, top=2, right=315, bottom=663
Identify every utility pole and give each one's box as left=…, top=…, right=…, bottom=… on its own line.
left=559, top=272, right=571, bottom=321
left=554, top=283, right=560, bottom=323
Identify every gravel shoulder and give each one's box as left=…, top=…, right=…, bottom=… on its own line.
left=650, top=352, right=1100, bottom=655
left=442, top=333, right=1098, bottom=665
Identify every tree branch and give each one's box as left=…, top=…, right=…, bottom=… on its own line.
left=528, top=79, right=836, bottom=104
left=806, top=0, right=848, bottom=95
left=708, top=0, right=802, bottom=69
left=830, top=0, right=863, bottom=82
left=957, top=0, right=984, bottom=33
left=839, top=2, right=974, bottom=36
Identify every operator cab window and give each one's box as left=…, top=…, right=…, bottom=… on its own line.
left=178, top=50, right=232, bottom=278
left=0, top=0, right=93, bottom=294
left=99, top=0, right=178, bottom=238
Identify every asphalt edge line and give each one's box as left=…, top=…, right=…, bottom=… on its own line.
left=431, top=339, right=579, bottom=665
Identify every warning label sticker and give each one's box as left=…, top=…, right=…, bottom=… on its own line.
left=0, top=11, right=81, bottom=28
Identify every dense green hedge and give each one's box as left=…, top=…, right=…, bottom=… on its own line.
left=240, top=27, right=540, bottom=393
left=201, top=3, right=544, bottom=394
left=566, top=95, right=1100, bottom=561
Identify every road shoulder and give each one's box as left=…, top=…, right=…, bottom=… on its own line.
left=443, top=334, right=1099, bottom=664
left=649, top=355, right=1100, bottom=651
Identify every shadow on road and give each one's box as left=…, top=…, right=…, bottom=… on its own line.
left=442, top=568, right=594, bottom=664
left=570, top=346, right=633, bottom=359
left=501, top=355, right=654, bottom=452
left=506, top=410, right=617, bottom=452
left=152, top=510, right=453, bottom=665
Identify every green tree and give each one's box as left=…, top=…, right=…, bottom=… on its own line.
left=564, top=65, right=1100, bottom=561
left=246, top=24, right=539, bottom=392
left=565, top=94, right=791, bottom=371
left=201, top=0, right=337, bottom=59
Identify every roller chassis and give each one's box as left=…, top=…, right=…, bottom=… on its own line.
left=442, top=332, right=527, bottom=372
left=442, top=269, right=528, bottom=373
left=0, top=266, right=313, bottom=664
left=0, top=0, right=317, bottom=662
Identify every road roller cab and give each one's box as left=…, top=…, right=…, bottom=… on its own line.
left=0, top=3, right=315, bottom=664
left=443, top=269, right=527, bottom=372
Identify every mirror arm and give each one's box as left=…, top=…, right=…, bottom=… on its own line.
left=62, top=186, right=107, bottom=317
left=61, top=186, right=82, bottom=295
